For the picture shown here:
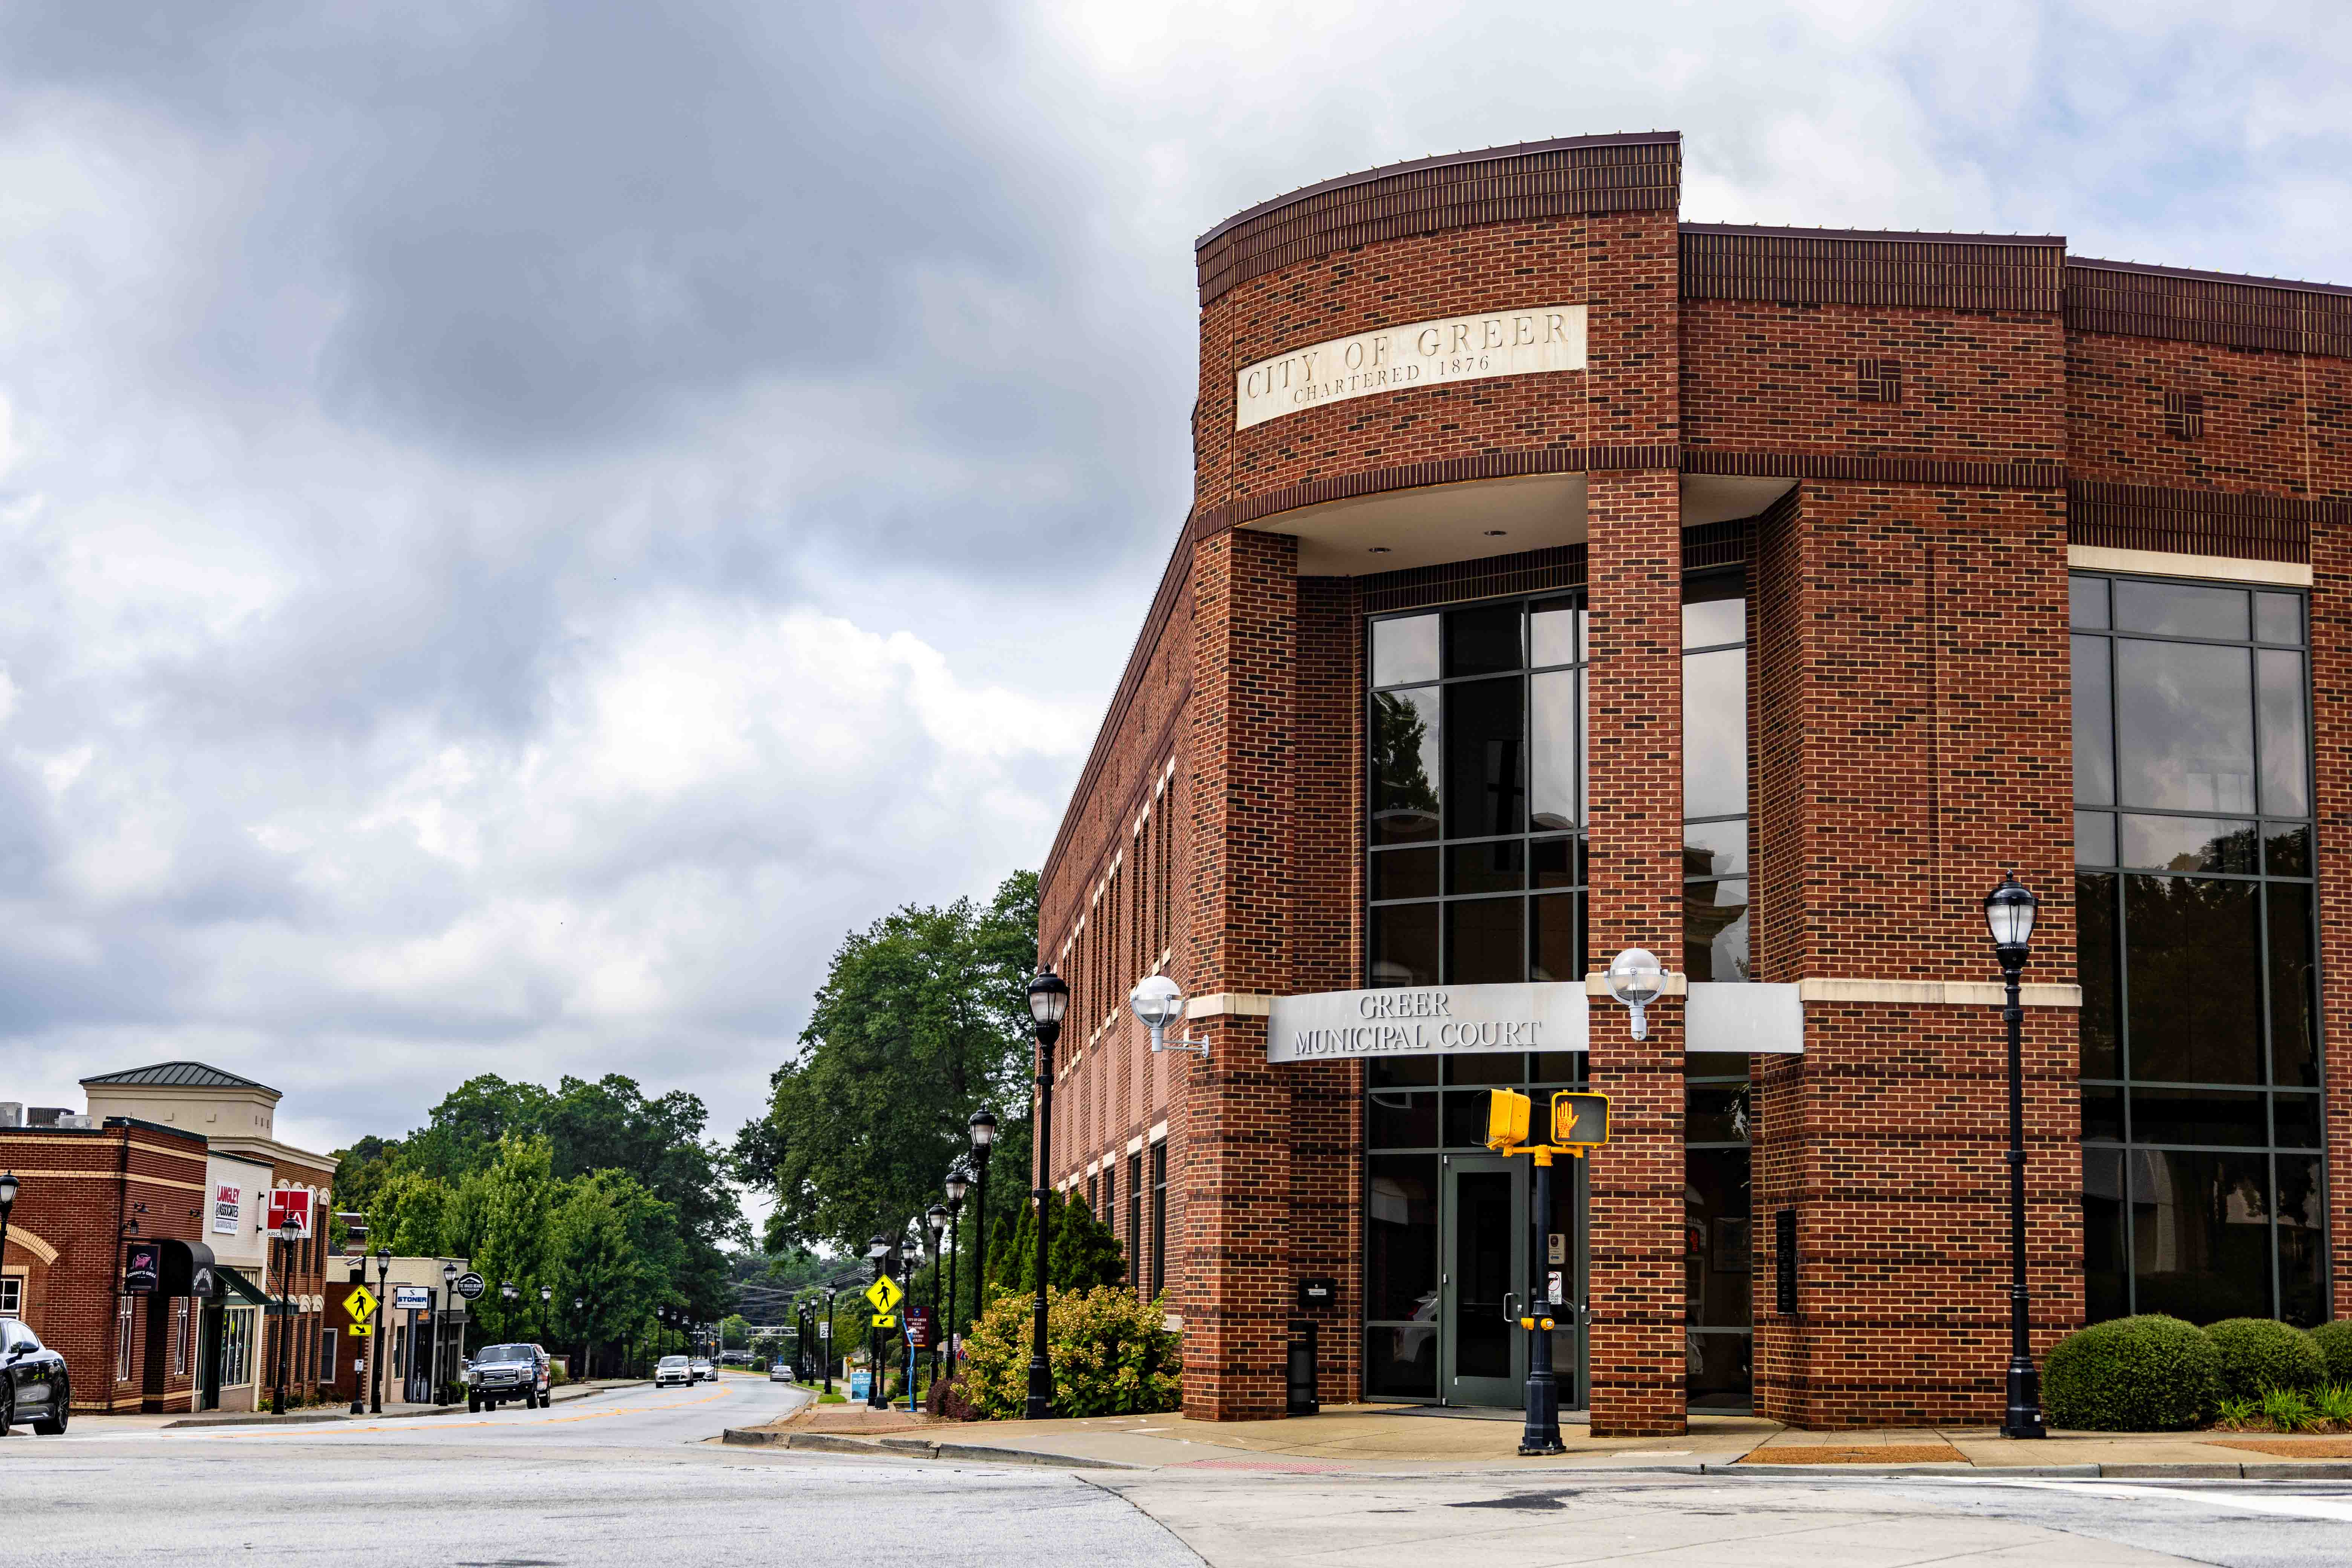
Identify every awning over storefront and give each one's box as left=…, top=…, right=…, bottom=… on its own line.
left=211, top=1264, right=280, bottom=1312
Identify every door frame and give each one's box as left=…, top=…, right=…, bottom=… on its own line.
left=1440, top=1153, right=1525, bottom=1407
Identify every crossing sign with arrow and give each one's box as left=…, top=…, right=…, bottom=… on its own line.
left=864, top=1276, right=902, bottom=1314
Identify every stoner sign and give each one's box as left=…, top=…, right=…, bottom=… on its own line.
left=1233, top=305, right=1586, bottom=431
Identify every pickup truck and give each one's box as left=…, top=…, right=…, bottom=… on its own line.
left=465, top=1342, right=551, bottom=1411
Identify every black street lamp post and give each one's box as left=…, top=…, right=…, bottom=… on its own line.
left=574, top=1295, right=586, bottom=1380
left=1985, top=872, right=2047, bottom=1441
left=0, top=1173, right=18, bottom=1315
left=539, top=1283, right=552, bottom=1344
left=819, top=1287, right=839, bottom=1393
left=1024, top=967, right=1069, bottom=1420
left=271, top=1216, right=300, bottom=1415
left=925, top=1203, right=948, bottom=1391
left=865, top=1236, right=894, bottom=1409
left=967, top=1109, right=996, bottom=1334
left=370, top=1246, right=392, bottom=1415
left=943, top=1168, right=968, bottom=1361
left=440, top=1260, right=458, bottom=1403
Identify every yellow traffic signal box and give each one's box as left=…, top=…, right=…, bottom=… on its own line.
left=1485, top=1087, right=1530, bottom=1150
left=1551, top=1090, right=1611, bottom=1150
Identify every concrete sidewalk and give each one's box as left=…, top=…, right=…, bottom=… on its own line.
left=150, top=1377, right=639, bottom=1430
left=721, top=1402, right=2352, bottom=1479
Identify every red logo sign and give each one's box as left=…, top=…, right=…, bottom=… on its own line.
left=265, top=1188, right=314, bottom=1238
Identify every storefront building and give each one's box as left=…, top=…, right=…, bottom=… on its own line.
left=326, top=1255, right=470, bottom=1408
left=1037, top=132, right=2348, bottom=1435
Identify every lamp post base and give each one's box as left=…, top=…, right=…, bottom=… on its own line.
left=1518, top=1373, right=1565, bottom=1456
left=2002, top=1359, right=2046, bottom=1440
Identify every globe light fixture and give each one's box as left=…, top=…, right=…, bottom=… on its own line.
left=1128, top=974, right=1209, bottom=1060
left=1604, top=948, right=1667, bottom=1040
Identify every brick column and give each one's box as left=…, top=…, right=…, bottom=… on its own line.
left=2310, top=517, right=2352, bottom=1318
left=1177, top=525, right=1297, bottom=1421
left=1583, top=467, right=1687, bottom=1437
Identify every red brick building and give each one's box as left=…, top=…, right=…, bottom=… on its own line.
left=1037, top=132, right=2346, bottom=1434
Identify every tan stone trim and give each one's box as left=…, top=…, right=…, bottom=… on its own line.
left=1583, top=972, right=1691, bottom=998
left=2, top=1225, right=58, bottom=1265
left=2067, top=544, right=2311, bottom=586
left=0, top=1167, right=206, bottom=1191
left=1795, top=977, right=2082, bottom=1008
left=1183, top=992, right=1275, bottom=1020
left=1148, top=1120, right=1168, bottom=1143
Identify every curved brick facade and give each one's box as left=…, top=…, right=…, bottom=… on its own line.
left=1041, top=132, right=2349, bottom=1433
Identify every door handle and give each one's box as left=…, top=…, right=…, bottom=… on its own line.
left=1501, top=1292, right=1520, bottom=1323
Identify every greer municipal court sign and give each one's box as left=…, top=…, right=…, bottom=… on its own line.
left=1266, top=983, right=1589, bottom=1063
left=1233, top=305, right=1587, bottom=431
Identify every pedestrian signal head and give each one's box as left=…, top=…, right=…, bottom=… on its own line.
left=1551, top=1090, right=1611, bottom=1150
left=1485, top=1087, right=1531, bottom=1150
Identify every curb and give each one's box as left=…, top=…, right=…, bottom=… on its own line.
left=717, top=1428, right=1137, bottom=1470
left=163, top=1411, right=352, bottom=1430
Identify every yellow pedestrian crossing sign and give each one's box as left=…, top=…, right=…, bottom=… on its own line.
left=345, top=1284, right=379, bottom=1321
left=864, top=1276, right=902, bottom=1314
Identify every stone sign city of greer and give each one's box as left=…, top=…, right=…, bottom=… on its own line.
left=1265, top=982, right=1591, bottom=1063
left=1233, top=304, right=1586, bottom=431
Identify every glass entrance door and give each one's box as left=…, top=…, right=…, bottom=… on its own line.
left=1442, top=1155, right=1525, bottom=1406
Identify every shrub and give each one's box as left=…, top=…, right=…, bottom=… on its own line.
left=2213, top=1395, right=2259, bottom=1430
left=2043, top=1315, right=2219, bottom=1431
left=2206, top=1318, right=2325, bottom=1401
left=2309, top=1321, right=2352, bottom=1387
left=986, top=1191, right=1127, bottom=1300
left=2258, top=1387, right=2320, bottom=1433
left=2313, top=1385, right=2352, bottom=1427
left=960, top=1287, right=1179, bottom=1419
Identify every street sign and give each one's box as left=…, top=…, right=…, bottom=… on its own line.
left=864, top=1276, right=903, bottom=1314
left=818, top=1320, right=832, bottom=1339
left=1550, top=1090, right=1611, bottom=1150
left=348, top=1325, right=373, bottom=1337
left=871, top=1314, right=896, bottom=1329
left=904, top=1306, right=933, bottom=1349
left=392, top=1286, right=432, bottom=1311
left=345, top=1283, right=380, bottom=1321
left=453, top=1271, right=485, bottom=1300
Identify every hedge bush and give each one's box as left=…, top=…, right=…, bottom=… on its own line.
left=959, top=1286, right=1179, bottom=1419
left=2310, top=1321, right=2352, bottom=1387
left=2043, top=1314, right=2218, bottom=1431
left=2206, top=1318, right=2326, bottom=1400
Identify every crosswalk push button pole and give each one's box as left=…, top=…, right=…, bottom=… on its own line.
left=1519, top=1147, right=1565, bottom=1457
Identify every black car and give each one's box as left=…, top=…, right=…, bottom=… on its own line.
left=0, top=1317, right=70, bottom=1435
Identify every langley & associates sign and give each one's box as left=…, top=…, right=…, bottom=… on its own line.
left=1266, top=982, right=1590, bottom=1063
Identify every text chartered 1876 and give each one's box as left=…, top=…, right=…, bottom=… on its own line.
left=1233, top=305, right=1586, bottom=432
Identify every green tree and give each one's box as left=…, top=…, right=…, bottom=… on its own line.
left=988, top=1190, right=1125, bottom=1297
left=554, top=1169, right=669, bottom=1367
left=467, top=1135, right=562, bottom=1343
left=735, top=871, right=1040, bottom=1257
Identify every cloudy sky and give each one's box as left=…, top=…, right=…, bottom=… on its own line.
left=1, top=1, right=2346, bottom=1198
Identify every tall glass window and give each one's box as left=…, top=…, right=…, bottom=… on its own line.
left=1367, top=595, right=1585, bottom=987
left=1683, top=570, right=1749, bottom=982
left=2072, top=573, right=2326, bottom=1326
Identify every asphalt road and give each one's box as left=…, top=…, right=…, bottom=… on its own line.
left=12, top=1382, right=2352, bottom=1568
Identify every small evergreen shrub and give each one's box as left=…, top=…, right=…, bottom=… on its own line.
left=2206, top=1317, right=2325, bottom=1401
left=2309, top=1321, right=2352, bottom=1387
left=960, top=1286, right=1179, bottom=1419
left=2258, top=1387, right=2320, bottom=1433
left=2042, top=1315, right=2218, bottom=1431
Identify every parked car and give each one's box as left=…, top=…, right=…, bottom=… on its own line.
left=690, top=1357, right=715, bottom=1382
left=0, top=1317, right=70, bottom=1435
left=654, top=1354, right=692, bottom=1388
left=465, top=1342, right=551, bottom=1412
left=768, top=1361, right=793, bottom=1383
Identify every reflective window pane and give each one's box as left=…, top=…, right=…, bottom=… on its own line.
left=2279, top=1156, right=2327, bottom=1326
left=1528, top=670, right=1577, bottom=831
left=2265, top=823, right=2312, bottom=876
left=1446, top=897, right=1524, bottom=985
left=2124, top=875, right=2261, bottom=1084
left=1367, top=1093, right=1436, bottom=1150
left=1447, top=840, right=1522, bottom=896
left=2070, top=575, right=2110, bottom=629
left=1368, top=1055, right=1437, bottom=1088
left=2254, top=592, right=2303, bottom=645
left=1530, top=836, right=1582, bottom=889
left=2266, top=882, right=2318, bottom=1087
left=1687, top=1085, right=1753, bottom=1144
left=2130, top=1087, right=2265, bottom=1147
left=1683, top=574, right=1745, bottom=650
left=1369, top=903, right=1439, bottom=987
left=2114, top=579, right=2249, bottom=641
left=2273, top=1094, right=2322, bottom=1150
left=1530, top=892, right=1582, bottom=983
left=2078, top=873, right=2120, bottom=1079
left=2075, top=810, right=2116, bottom=868
left=1530, top=595, right=1581, bottom=668
left=1445, top=1053, right=1526, bottom=1086
left=1365, top=1155, right=1439, bottom=1320
left=1685, top=820, right=1749, bottom=879
left=1445, top=604, right=1522, bottom=677
left=2073, top=635, right=2115, bottom=807
left=2115, top=639, right=2253, bottom=813
left=1371, top=688, right=1441, bottom=843
left=2131, top=1150, right=2272, bottom=1323
left=1442, top=1091, right=1495, bottom=1150
left=1686, top=1148, right=1752, bottom=1331
left=1685, top=879, right=1750, bottom=984
left=1364, top=1325, right=1438, bottom=1399
left=1369, top=848, right=1438, bottom=902
left=2083, top=1148, right=2128, bottom=1324
left=2257, top=649, right=2309, bottom=817
left=1683, top=647, right=1747, bottom=819
left=1372, top=614, right=1438, bottom=688
left=2117, top=814, right=2256, bottom=873
left=1444, top=677, right=1525, bottom=838
left=2082, top=1086, right=2124, bottom=1142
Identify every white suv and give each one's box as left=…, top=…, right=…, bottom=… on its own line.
left=654, top=1354, right=692, bottom=1388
